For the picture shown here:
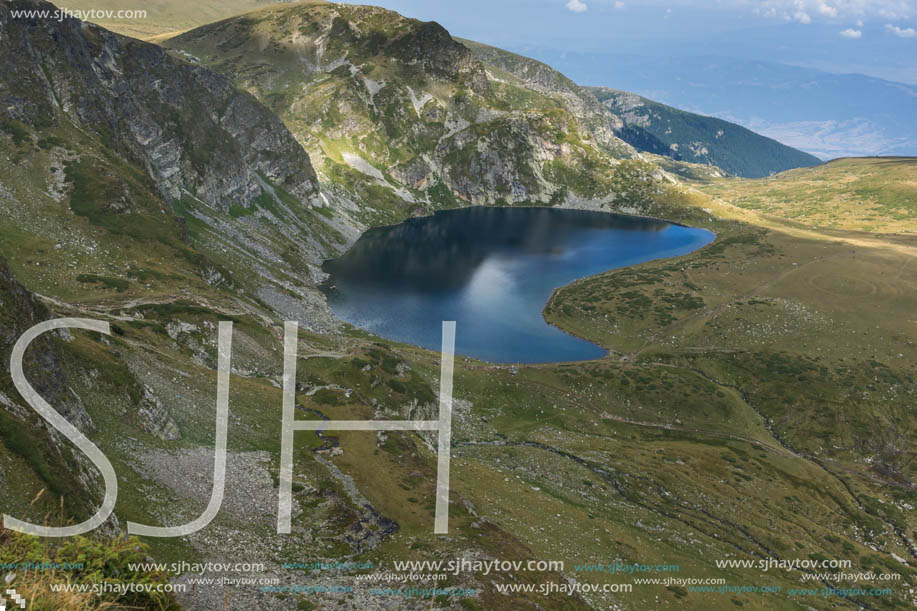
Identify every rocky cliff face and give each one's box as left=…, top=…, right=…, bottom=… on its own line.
left=370, top=18, right=490, bottom=95
left=0, top=257, right=105, bottom=522
left=164, top=2, right=638, bottom=214
left=0, top=258, right=91, bottom=434
left=462, top=44, right=822, bottom=180
left=459, top=39, right=631, bottom=158
left=1, top=0, right=352, bottom=332
left=1, top=0, right=319, bottom=212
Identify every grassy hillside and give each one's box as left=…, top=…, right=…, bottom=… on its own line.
left=698, top=157, right=917, bottom=233
left=3, top=133, right=915, bottom=609
left=590, top=87, right=822, bottom=178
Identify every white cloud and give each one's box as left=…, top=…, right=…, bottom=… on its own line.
left=614, top=1, right=625, bottom=9
left=610, top=0, right=912, bottom=23
left=839, top=27, right=862, bottom=37
left=756, top=1, right=913, bottom=23
left=885, top=23, right=917, bottom=37
left=816, top=1, right=838, bottom=17
left=566, top=0, right=588, bottom=12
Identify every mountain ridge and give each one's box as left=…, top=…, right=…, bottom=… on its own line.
left=521, top=50, right=917, bottom=159
left=161, top=1, right=647, bottom=215
left=0, top=0, right=354, bottom=331
left=455, top=38, right=820, bottom=178
left=590, top=86, right=822, bottom=178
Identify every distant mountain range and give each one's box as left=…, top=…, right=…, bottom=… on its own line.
left=516, top=51, right=917, bottom=160
left=590, top=87, right=820, bottom=178
left=459, top=41, right=819, bottom=179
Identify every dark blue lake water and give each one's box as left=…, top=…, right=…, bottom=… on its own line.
left=321, top=207, right=713, bottom=363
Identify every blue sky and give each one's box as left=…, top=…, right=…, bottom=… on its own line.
left=367, top=0, right=917, bottom=84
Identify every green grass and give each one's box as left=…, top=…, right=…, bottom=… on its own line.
left=0, top=410, right=94, bottom=515
left=76, top=273, right=130, bottom=292
left=0, top=117, right=30, bottom=146
left=0, top=529, right=179, bottom=609
left=699, top=157, right=917, bottom=232
left=4, top=167, right=915, bottom=610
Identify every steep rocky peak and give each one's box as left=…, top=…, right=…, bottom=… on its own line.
left=162, top=1, right=642, bottom=209
left=381, top=19, right=489, bottom=92
left=174, top=1, right=490, bottom=93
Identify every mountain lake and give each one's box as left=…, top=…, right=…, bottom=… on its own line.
left=321, top=206, right=714, bottom=363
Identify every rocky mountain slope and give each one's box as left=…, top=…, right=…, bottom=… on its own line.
left=0, top=257, right=101, bottom=524
left=0, top=0, right=360, bottom=330
left=2, top=0, right=317, bottom=211
left=54, top=0, right=823, bottom=184
left=453, top=39, right=819, bottom=179
left=457, top=39, right=630, bottom=162
left=166, top=0, right=816, bottom=210
left=162, top=1, right=648, bottom=216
